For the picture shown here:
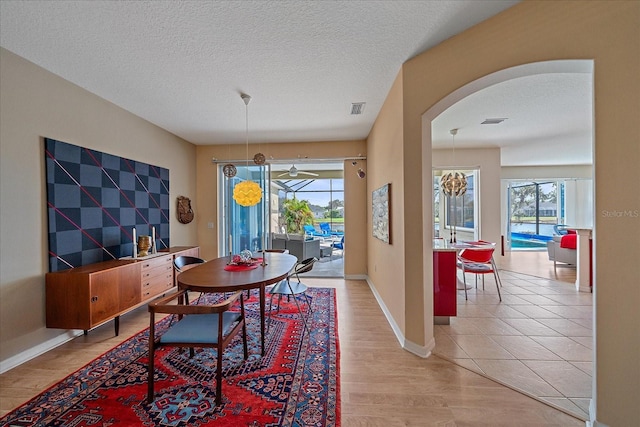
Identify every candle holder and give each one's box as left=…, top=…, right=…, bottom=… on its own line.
left=151, top=227, right=157, bottom=254
left=137, top=235, right=151, bottom=257
left=132, top=227, right=137, bottom=258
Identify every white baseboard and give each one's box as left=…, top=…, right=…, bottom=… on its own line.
left=344, top=274, right=367, bottom=280
left=0, top=330, right=82, bottom=374
left=585, top=399, right=609, bottom=427
left=364, top=277, right=433, bottom=358
left=405, top=336, right=434, bottom=358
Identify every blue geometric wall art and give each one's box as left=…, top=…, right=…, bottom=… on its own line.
left=45, top=138, right=169, bottom=272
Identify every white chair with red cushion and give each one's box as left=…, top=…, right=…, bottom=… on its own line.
left=457, top=243, right=502, bottom=302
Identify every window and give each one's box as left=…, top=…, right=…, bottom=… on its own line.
left=509, top=181, right=557, bottom=236
left=433, top=168, right=478, bottom=240
left=274, top=178, right=344, bottom=233
left=507, top=180, right=558, bottom=249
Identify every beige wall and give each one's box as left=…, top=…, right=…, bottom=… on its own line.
left=195, top=140, right=368, bottom=277
left=1, top=1, right=638, bottom=423
left=0, top=48, right=198, bottom=368
left=366, top=72, right=407, bottom=339
left=501, top=165, right=593, bottom=180
left=365, top=1, right=639, bottom=424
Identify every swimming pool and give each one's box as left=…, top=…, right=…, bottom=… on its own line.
left=510, top=232, right=552, bottom=249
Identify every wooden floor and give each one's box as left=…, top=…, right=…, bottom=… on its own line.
left=1, top=269, right=583, bottom=425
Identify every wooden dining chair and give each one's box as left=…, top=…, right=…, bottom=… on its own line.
left=457, top=244, right=502, bottom=302
left=147, top=289, right=248, bottom=405
left=173, top=255, right=205, bottom=272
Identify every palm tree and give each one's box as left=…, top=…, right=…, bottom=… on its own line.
left=282, top=197, right=314, bottom=234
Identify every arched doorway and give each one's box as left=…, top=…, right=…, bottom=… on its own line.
left=422, top=60, right=595, bottom=419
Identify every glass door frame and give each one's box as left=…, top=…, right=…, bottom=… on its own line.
left=218, top=163, right=270, bottom=257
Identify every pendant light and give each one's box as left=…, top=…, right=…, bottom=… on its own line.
left=233, top=94, right=263, bottom=207
left=440, top=128, right=467, bottom=243
left=440, top=129, right=468, bottom=197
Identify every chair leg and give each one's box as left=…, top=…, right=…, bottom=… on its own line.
left=216, top=341, right=223, bottom=406
left=266, top=291, right=283, bottom=333
left=147, top=313, right=156, bottom=404
left=302, top=293, right=313, bottom=312
left=492, top=259, right=503, bottom=288
left=462, top=269, right=468, bottom=300
left=491, top=256, right=503, bottom=287
left=286, top=279, right=309, bottom=334
left=493, top=270, right=503, bottom=302
left=267, top=293, right=274, bottom=333
left=147, top=344, right=155, bottom=404
left=242, top=321, right=248, bottom=360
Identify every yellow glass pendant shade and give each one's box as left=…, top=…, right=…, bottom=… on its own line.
left=233, top=180, right=262, bottom=207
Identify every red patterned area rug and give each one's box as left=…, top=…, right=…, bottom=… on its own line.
left=1, top=287, right=339, bottom=426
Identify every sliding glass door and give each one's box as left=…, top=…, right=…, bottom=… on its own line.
left=507, top=181, right=557, bottom=249
left=219, top=164, right=269, bottom=256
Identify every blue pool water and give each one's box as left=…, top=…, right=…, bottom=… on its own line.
left=510, top=232, right=552, bottom=249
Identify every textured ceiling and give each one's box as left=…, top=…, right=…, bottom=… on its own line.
left=1, top=1, right=592, bottom=166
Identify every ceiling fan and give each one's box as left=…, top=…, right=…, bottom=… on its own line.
left=277, top=164, right=319, bottom=178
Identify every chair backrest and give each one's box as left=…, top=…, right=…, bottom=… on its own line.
left=459, top=247, right=494, bottom=263
left=173, top=255, right=205, bottom=272
left=303, top=224, right=316, bottom=234
left=319, top=222, right=331, bottom=234
left=293, top=257, right=318, bottom=275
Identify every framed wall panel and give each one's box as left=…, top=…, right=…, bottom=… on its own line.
left=45, top=138, right=170, bottom=271
left=372, top=183, right=391, bottom=244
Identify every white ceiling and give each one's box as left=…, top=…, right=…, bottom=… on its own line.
left=0, top=1, right=592, bottom=166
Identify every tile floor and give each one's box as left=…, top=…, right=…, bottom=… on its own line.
left=433, top=269, right=593, bottom=420
left=307, top=252, right=344, bottom=278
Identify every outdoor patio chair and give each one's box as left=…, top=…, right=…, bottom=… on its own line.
left=303, top=224, right=327, bottom=237
left=332, top=235, right=344, bottom=256
left=320, top=222, right=344, bottom=236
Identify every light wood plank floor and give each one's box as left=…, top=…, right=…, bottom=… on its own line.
left=1, top=276, right=583, bottom=425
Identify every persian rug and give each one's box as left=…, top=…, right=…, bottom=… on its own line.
left=1, top=287, right=339, bottom=426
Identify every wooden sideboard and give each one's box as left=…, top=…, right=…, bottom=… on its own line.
left=46, top=246, right=199, bottom=335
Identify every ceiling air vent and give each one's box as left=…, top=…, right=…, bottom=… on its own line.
left=481, top=118, right=507, bottom=124
left=350, top=102, right=366, bottom=115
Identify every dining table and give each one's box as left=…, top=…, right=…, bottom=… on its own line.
left=176, top=252, right=298, bottom=356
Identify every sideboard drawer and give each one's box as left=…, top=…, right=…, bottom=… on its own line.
left=140, top=254, right=172, bottom=272
left=141, top=271, right=174, bottom=298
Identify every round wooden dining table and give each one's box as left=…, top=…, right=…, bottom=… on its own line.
left=176, top=252, right=297, bottom=356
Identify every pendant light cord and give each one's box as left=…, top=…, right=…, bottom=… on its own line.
left=242, top=93, right=252, bottom=178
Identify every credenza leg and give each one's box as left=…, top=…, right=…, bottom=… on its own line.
left=114, top=316, right=120, bottom=336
